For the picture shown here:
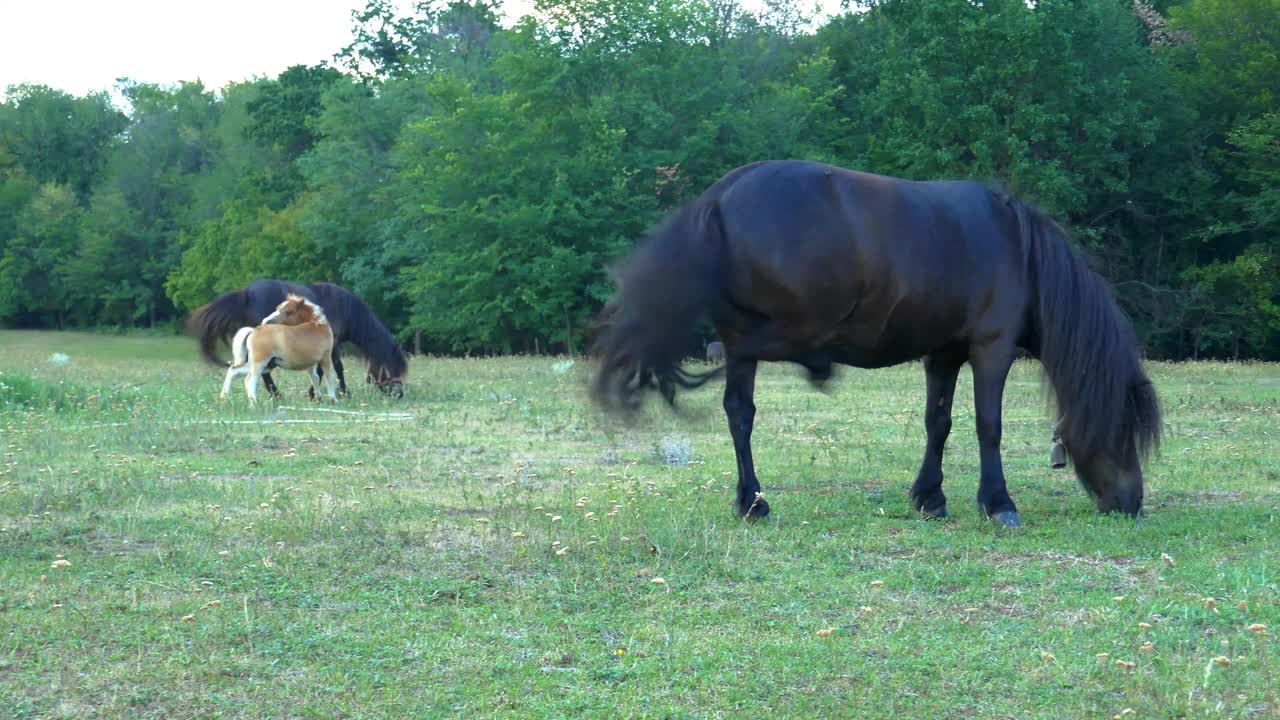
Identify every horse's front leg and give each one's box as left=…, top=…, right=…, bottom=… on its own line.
left=910, top=351, right=963, bottom=519
left=970, top=343, right=1019, bottom=527
left=261, top=371, right=281, bottom=399
left=725, top=356, right=769, bottom=520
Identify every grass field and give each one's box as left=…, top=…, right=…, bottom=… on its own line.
left=2, top=329, right=1278, bottom=719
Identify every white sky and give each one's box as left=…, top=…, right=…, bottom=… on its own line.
left=1, top=0, right=847, bottom=100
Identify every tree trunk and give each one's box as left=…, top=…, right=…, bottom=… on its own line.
left=565, top=308, right=574, bottom=357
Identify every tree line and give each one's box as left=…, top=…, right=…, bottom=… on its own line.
left=1, top=0, right=1276, bottom=359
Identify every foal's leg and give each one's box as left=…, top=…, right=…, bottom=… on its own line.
left=221, top=364, right=248, bottom=400
left=319, top=355, right=339, bottom=403
left=970, top=343, right=1020, bottom=527
left=725, top=356, right=768, bottom=519
left=910, top=351, right=963, bottom=519
left=307, top=366, right=324, bottom=399
left=244, top=357, right=272, bottom=406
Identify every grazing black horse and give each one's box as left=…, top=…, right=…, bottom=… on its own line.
left=188, top=279, right=408, bottom=398
left=590, top=160, right=1161, bottom=527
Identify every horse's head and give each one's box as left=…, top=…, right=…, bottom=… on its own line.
left=367, top=364, right=406, bottom=398
left=1060, top=378, right=1160, bottom=518
left=263, top=294, right=327, bottom=327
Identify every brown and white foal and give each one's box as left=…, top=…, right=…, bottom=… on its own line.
left=220, top=294, right=338, bottom=404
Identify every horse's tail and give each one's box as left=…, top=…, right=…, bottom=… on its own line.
left=230, top=326, right=255, bottom=367
left=589, top=196, right=728, bottom=416
left=187, top=289, right=254, bottom=366
left=1020, top=202, right=1161, bottom=465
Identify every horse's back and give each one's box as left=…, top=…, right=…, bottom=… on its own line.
left=710, top=161, right=1026, bottom=363
left=246, top=279, right=315, bottom=322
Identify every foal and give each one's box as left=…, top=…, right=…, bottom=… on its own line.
left=220, top=295, right=338, bottom=404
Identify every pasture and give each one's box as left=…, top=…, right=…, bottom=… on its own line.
left=1, top=329, right=1278, bottom=719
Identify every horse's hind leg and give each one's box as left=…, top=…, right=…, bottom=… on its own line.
left=970, top=343, right=1020, bottom=527
left=725, top=356, right=768, bottom=520
left=910, top=350, right=963, bottom=520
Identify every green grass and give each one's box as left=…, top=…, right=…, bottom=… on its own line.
left=1, top=329, right=1278, bottom=719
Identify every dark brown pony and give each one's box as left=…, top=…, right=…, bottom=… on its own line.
left=590, top=160, right=1161, bottom=527
left=188, top=279, right=408, bottom=398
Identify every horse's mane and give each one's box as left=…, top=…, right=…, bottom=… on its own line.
left=309, top=282, right=408, bottom=379
left=1010, top=197, right=1161, bottom=465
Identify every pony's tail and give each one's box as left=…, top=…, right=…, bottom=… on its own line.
left=1022, top=203, right=1161, bottom=465
left=589, top=198, right=727, bottom=416
left=187, top=290, right=253, bottom=366
left=230, top=327, right=255, bottom=367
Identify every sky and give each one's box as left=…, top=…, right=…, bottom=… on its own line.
left=1, top=0, right=847, bottom=100
left=0, top=0, right=529, bottom=97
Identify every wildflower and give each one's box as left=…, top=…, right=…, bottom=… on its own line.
left=614, top=648, right=626, bottom=656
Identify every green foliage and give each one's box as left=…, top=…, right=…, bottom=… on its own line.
left=0, top=0, right=1278, bottom=358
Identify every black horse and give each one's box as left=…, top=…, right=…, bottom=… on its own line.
left=188, top=279, right=408, bottom=398
left=590, top=160, right=1161, bottom=527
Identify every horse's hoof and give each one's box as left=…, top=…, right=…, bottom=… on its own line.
left=1050, top=442, right=1067, bottom=469
left=989, top=511, right=1022, bottom=528
left=920, top=505, right=948, bottom=521
left=738, top=497, right=771, bottom=521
